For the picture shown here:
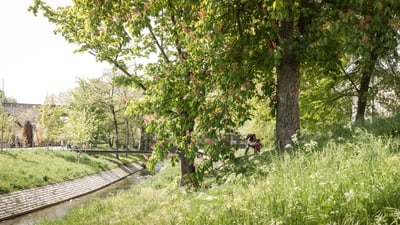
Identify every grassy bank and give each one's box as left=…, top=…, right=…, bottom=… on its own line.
left=0, top=149, right=143, bottom=194
left=36, top=122, right=400, bottom=224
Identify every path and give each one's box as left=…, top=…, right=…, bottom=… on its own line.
left=0, top=163, right=143, bottom=221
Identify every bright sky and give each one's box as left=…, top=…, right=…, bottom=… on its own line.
left=0, top=0, right=109, bottom=104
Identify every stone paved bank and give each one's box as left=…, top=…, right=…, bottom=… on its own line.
left=0, top=163, right=143, bottom=221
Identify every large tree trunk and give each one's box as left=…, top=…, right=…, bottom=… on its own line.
left=179, top=122, right=195, bottom=185
left=276, top=14, right=300, bottom=150
left=179, top=153, right=195, bottom=185
left=355, top=53, right=377, bottom=122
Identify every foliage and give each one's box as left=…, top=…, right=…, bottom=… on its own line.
left=64, top=74, right=142, bottom=149
left=0, top=104, right=14, bottom=146
left=298, top=0, right=400, bottom=129
left=238, top=97, right=275, bottom=149
left=66, top=78, right=108, bottom=147
left=36, top=118, right=400, bottom=225
left=0, top=149, right=141, bottom=194
left=29, top=0, right=400, bottom=183
left=330, top=0, right=400, bottom=121
left=35, top=96, right=65, bottom=146
left=300, top=67, right=354, bottom=131
left=0, top=90, right=17, bottom=103
left=99, top=71, right=143, bottom=150
left=28, top=0, right=276, bottom=182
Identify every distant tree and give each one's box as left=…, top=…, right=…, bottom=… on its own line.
left=333, top=1, right=400, bottom=122
left=108, top=76, right=143, bottom=151
left=0, top=105, right=13, bottom=149
left=371, top=56, right=400, bottom=115
left=95, top=71, right=142, bottom=157
left=66, top=107, right=97, bottom=149
left=300, top=1, right=400, bottom=126
left=65, top=78, right=107, bottom=148
left=35, top=97, right=65, bottom=148
left=0, top=90, right=17, bottom=103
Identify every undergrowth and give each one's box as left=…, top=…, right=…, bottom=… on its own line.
left=37, top=116, right=400, bottom=225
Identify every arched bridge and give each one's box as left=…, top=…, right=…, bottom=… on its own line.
left=2, top=103, right=41, bottom=123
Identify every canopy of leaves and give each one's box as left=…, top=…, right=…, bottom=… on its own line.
left=30, top=0, right=400, bottom=180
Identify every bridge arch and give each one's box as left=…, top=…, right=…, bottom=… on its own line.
left=1, top=103, right=41, bottom=147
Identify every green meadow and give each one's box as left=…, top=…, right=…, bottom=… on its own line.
left=36, top=118, right=400, bottom=225
left=0, top=149, right=142, bottom=194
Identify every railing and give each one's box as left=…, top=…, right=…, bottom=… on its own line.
left=68, top=149, right=152, bottom=154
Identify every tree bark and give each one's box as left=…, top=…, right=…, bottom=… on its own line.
left=276, top=14, right=300, bottom=150
left=179, top=122, right=195, bottom=185
left=125, top=117, right=130, bottom=150
left=355, top=53, right=377, bottom=122
left=179, top=153, right=195, bottom=185
left=355, top=72, right=371, bottom=122
left=110, top=105, right=120, bottom=159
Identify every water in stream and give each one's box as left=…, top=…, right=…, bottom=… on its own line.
left=0, top=170, right=151, bottom=225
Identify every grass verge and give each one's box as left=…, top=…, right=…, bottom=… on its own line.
left=0, top=149, right=143, bottom=194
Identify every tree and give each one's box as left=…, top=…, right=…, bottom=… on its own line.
left=66, top=78, right=107, bottom=148
left=28, top=0, right=328, bottom=180
left=298, top=1, right=400, bottom=125
left=191, top=0, right=332, bottom=149
left=65, top=75, right=142, bottom=152
left=372, top=55, right=400, bottom=115
left=333, top=1, right=400, bottom=122
left=111, top=75, right=143, bottom=151
left=96, top=71, right=143, bottom=158
left=30, top=0, right=400, bottom=182
left=0, top=105, right=13, bottom=149
left=0, top=90, right=17, bottom=103
left=35, top=97, right=65, bottom=147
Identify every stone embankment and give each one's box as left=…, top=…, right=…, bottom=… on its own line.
left=0, top=163, right=143, bottom=221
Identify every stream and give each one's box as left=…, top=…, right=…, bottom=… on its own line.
left=0, top=169, right=151, bottom=225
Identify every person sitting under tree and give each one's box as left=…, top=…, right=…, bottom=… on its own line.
left=245, top=134, right=257, bottom=155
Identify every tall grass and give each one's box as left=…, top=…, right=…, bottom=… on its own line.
left=0, top=149, right=141, bottom=194
left=38, top=120, right=400, bottom=225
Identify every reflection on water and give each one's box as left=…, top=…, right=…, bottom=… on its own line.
left=1, top=170, right=151, bottom=225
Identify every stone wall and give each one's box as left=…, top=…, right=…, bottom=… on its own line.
left=2, top=103, right=41, bottom=123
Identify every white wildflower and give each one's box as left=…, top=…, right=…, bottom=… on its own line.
left=344, top=189, right=355, bottom=202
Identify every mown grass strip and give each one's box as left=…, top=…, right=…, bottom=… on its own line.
left=0, top=149, right=142, bottom=194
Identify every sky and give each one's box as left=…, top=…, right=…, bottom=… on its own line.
left=0, top=0, right=109, bottom=104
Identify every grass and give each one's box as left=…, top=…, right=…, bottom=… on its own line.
left=36, top=117, right=400, bottom=225
left=0, top=149, right=143, bottom=194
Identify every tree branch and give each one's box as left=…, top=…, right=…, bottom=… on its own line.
left=339, top=62, right=359, bottom=93
left=148, top=25, right=170, bottom=63
left=88, top=50, right=147, bottom=91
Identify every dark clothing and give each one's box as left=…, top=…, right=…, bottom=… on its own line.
left=245, top=134, right=256, bottom=155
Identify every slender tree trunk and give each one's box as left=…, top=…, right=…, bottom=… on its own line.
left=355, top=72, right=371, bottom=122
left=355, top=53, right=377, bottom=122
left=125, top=117, right=130, bottom=149
left=140, top=126, right=146, bottom=151
left=124, top=118, right=129, bottom=157
left=276, top=12, right=300, bottom=150
left=110, top=105, right=119, bottom=159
